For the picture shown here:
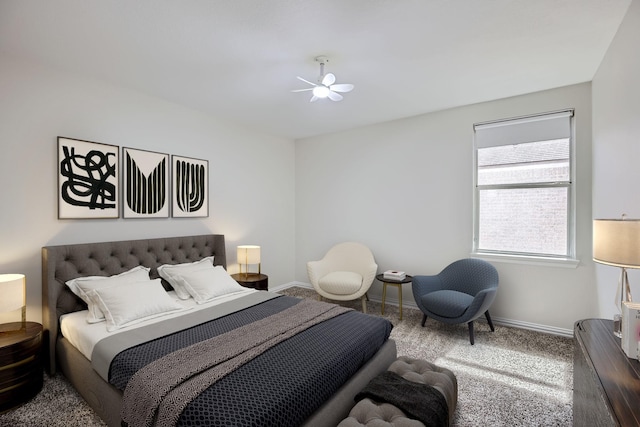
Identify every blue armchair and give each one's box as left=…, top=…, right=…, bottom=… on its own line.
left=411, top=258, right=499, bottom=345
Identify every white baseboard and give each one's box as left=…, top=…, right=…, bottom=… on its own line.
left=271, top=282, right=573, bottom=338
left=269, top=281, right=311, bottom=293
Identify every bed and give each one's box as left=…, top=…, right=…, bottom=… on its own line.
left=42, top=234, right=396, bottom=427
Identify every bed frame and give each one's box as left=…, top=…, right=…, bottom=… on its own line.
left=42, top=234, right=396, bottom=427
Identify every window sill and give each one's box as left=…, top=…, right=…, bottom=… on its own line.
left=470, top=252, right=580, bottom=268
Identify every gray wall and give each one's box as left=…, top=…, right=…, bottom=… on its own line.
left=0, top=56, right=296, bottom=324
left=295, top=83, right=594, bottom=334
left=592, top=0, right=640, bottom=319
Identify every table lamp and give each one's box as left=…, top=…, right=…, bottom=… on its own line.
left=593, top=218, right=640, bottom=337
left=0, top=273, right=26, bottom=332
left=237, top=245, right=261, bottom=278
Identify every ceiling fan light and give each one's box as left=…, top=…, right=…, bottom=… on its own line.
left=312, top=86, right=330, bottom=98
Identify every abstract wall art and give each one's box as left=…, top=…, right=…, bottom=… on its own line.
left=171, top=155, right=208, bottom=218
left=58, top=137, right=119, bottom=219
left=122, top=147, right=170, bottom=218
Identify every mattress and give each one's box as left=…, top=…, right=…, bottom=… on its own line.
left=60, top=288, right=258, bottom=361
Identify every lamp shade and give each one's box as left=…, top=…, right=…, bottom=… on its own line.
left=0, top=274, right=25, bottom=312
left=593, top=219, right=640, bottom=268
left=237, top=245, right=261, bottom=265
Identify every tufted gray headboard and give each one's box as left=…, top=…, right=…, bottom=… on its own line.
left=41, top=234, right=226, bottom=373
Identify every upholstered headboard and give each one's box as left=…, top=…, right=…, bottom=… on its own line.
left=41, top=234, right=226, bottom=373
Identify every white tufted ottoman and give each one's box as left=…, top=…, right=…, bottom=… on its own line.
left=338, top=356, right=457, bottom=427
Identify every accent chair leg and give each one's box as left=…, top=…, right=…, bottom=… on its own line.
left=468, top=321, right=475, bottom=345
left=361, top=295, right=367, bottom=313
left=485, top=310, right=495, bottom=332
left=421, top=314, right=427, bottom=327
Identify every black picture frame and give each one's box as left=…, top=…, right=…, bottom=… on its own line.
left=122, top=147, right=170, bottom=218
left=171, top=155, right=208, bottom=218
left=58, top=137, right=119, bottom=219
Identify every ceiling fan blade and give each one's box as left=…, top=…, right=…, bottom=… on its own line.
left=296, top=76, right=317, bottom=86
left=322, top=73, right=336, bottom=86
left=310, top=95, right=319, bottom=102
left=329, top=83, right=354, bottom=93
left=327, top=91, right=343, bottom=102
left=291, top=88, right=314, bottom=92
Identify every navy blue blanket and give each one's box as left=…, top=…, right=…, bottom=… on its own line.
left=109, top=296, right=392, bottom=427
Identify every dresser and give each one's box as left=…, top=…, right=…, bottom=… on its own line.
left=0, top=322, right=43, bottom=413
left=573, top=318, right=640, bottom=426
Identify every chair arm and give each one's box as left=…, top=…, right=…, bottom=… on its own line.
left=307, top=260, right=330, bottom=287
left=362, top=263, right=378, bottom=287
left=465, top=287, right=498, bottom=322
left=411, top=275, right=444, bottom=295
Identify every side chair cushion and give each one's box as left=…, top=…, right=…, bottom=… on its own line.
left=319, top=271, right=363, bottom=295
left=421, top=290, right=473, bottom=318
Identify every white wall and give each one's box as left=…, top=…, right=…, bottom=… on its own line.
left=0, top=56, right=296, bottom=323
left=592, top=0, right=640, bottom=319
left=296, top=83, right=595, bottom=333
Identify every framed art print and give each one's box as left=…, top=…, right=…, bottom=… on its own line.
left=171, top=155, right=208, bottom=218
left=58, top=137, right=119, bottom=219
left=122, top=147, right=170, bottom=218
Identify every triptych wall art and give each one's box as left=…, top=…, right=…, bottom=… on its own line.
left=58, top=137, right=208, bottom=219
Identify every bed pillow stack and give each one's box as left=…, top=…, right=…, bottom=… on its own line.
left=65, top=266, right=152, bottom=323
left=157, top=256, right=215, bottom=299
left=170, top=265, right=247, bottom=304
left=65, top=257, right=249, bottom=330
left=65, top=265, right=185, bottom=331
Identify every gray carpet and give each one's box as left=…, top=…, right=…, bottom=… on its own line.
left=0, top=287, right=573, bottom=426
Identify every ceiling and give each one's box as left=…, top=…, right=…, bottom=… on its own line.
left=0, top=0, right=631, bottom=140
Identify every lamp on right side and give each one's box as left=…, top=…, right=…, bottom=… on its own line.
left=593, top=217, right=640, bottom=337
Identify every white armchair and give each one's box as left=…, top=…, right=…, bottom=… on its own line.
left=306, top=242, right=378, bottom=313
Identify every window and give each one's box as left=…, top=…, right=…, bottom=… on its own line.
left=473, top=110, right=575, bottom=260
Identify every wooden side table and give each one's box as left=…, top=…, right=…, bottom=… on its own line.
left=0, top=322, right=43, bottom=413
left=231, top=273, right=268, bottom=291
left=574, top=318, right=640, bottom=426
left=376, top=274, right=413, bottom=320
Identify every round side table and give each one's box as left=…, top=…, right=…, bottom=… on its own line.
left=376, top=274, right=413, bottom=320
left=231, top=273, right=268, bottom=291
left=0, top=322, right=43, bottom=413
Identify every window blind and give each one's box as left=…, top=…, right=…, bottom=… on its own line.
left=474, top=109, right=574, bottom=148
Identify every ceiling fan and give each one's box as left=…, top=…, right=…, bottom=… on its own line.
left=292, top=56, right=354, bottom=102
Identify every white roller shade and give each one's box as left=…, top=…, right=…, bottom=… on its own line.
left=474, top=110, right=573, bottom=148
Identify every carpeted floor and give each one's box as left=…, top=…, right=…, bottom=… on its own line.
left=0, top=286, right=573, bottom=426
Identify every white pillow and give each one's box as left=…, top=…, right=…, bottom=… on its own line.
left=157, top=256, right=214, bottom=300
left=65, top=266, right=151, bottom=323
left=173, top=265, right=246, bottom=304
left=90, top=279, right=186, bottom=332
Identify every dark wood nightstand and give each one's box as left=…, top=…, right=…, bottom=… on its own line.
left=231, top=273, right=268, bottom=291
left=0, top=322, right=43, bottom=413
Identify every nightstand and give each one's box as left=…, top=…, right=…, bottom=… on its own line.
left=0, top=322, right=43, bottom=413
left=231, top=273, right=268, bottom=291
